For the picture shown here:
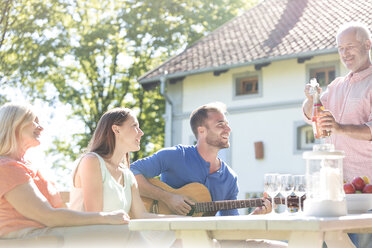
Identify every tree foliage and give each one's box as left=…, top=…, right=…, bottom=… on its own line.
left=0, top=0, right=13, bottom=49
left=1, top=0, right=258, bottom=170
left=0, top=0, right=13, bottom=102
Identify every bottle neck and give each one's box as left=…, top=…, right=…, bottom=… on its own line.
left=312, top=91, right=324, bottom=118
left=313, top=91, right=320, bottom=105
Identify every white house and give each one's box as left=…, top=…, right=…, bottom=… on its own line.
left=138, top=0, right=372, bottom=206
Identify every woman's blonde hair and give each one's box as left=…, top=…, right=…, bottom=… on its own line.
left=0, top=103, right=36, bottom=156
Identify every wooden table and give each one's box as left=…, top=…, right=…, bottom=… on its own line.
left=129, top=213, right=372, bottom=248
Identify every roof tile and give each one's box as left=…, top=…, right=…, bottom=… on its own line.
left=140, top=0, right=372, bottom=83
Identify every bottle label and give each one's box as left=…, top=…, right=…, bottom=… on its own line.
left=312, top=118, right=320, bottom=139
left=313, top=103, right=325, bottom=111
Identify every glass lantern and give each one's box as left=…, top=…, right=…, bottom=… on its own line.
left=302, top=144, right=347, bottom=217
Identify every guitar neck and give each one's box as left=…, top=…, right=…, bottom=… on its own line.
left=142, top=178, right=302, bottom=216
left=193, top=197, right=285, bottom=213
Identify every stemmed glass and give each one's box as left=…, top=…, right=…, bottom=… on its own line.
left=293, top=175, right=306, bottom=213
left=279, top=174, right=294, bottom=215
left=264, top=173, right=280, bottom=214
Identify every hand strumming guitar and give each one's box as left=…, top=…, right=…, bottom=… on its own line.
left=164, top=193, right=195, bottom=216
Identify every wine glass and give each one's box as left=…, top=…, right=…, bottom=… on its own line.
left=279, top=174, right=294, bottom=214
left=264, top=173, right=279, bottom=214
left=293, top=175, right=306, bottom=213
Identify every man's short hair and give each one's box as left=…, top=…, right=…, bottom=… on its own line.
left=189, top=102, right=227, bottom=139
left=337, top=21, right=372, bottom=43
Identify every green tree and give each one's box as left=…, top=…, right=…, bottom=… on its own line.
left=1, top=0, right=258, bottom=171
left=0, top=0, right=13, bottom=49
left=0, top=0, right=13, bottom=103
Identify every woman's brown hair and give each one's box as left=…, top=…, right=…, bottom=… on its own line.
left=87, top=107, right=132, bottom=165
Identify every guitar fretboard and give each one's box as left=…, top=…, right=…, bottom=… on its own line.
left=193, top=197, right=285, bottom=213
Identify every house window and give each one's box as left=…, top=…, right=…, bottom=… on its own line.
left=310, top=66, right=336, bottom=87
left=307, top=61, right=339, bottom=89
left=294, top=121, right=317, bottom=153
left=236, top=76, right=258, bottom=95
left=298, top=125, right=315, bottom=150
left=233, top=71, right=261, bottom=99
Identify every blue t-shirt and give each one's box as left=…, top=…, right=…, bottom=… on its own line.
left=130, top=145, right=239, bottom=216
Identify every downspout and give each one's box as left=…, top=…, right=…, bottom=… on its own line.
left=160, top=75, right=173, bottom=147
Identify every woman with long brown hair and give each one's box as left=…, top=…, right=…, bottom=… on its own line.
left=70, top=107, right=176, bottom=247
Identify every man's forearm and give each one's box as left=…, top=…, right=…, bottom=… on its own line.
left=337, top=124, right=372, bottom=141
left=135, top=174, right=172, bottom=203
left=336, top=124, right=372, bottom=141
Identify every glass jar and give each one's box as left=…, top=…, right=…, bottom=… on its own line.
left=302, top=144, right=347, bottom=216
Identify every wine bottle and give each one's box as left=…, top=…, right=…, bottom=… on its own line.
left=310, top=78, right=328, bottom=139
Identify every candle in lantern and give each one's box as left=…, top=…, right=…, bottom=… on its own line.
left=320, top=159, right=342, bottom=201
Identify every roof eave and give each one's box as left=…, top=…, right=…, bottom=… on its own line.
left=139, top=48, right=338, bottom=85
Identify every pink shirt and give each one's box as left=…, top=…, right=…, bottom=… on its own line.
left=320, top=65, right=372, bottom=182
left=0, top=157, right=62, bottom=236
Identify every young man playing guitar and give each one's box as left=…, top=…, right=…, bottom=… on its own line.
left=130, top=102, right=270, bottom=216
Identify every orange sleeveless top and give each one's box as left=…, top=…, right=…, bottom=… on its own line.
left=0, top=157, right=62, bottom=236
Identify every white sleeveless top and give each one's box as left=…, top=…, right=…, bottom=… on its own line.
left=69, top=152, right=136, bottom=213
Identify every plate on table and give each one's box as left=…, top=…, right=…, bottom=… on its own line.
left=346, top=194, right=372, bottom=214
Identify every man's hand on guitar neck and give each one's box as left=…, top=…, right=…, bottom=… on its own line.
left=164, top=193, right=195, bottom=216
left=251, top=193, right=272, bottom=215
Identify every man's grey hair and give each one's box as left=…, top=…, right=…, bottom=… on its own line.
left=336, top=22, right=371, bottom=43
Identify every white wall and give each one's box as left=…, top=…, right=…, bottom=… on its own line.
left=229, top=108, right=305, bottom=196
left=182, top=53, right=340, bottom=112
left=170, top=53, right=344, bottom=202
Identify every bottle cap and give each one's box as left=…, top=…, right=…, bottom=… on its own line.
left=310, top=78, right=319, bottom=87
left=309, top=78, right=319, bottom=95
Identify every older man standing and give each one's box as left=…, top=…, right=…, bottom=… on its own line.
left=303, top=22, right=372, bottom=182
left=303, top=22, right=372, bottom=248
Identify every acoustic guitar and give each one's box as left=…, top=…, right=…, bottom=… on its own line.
left=141, top=178, right=301, bottom=217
